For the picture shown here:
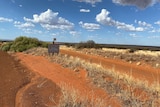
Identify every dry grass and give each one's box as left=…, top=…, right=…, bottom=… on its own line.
left=55, top=83, right=107, bottom=107
left=135, top=50, right=160, bottom=57
left=24, top=47, right=160, bottom=106
left=102, top=48, right=129, bottom=53
left=49, top=54, right=160, bottom=107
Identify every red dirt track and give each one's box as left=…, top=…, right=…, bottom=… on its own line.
left=60, top=49, right=160, bottom=83
left=1, top=48, right=159, bottom=107
left=15, top=52, right=121, bottom=107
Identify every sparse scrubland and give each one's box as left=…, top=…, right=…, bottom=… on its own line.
left=61, top=46, right=160, bottom=68
left=24, top=47, right=160, bottom=107
left=51, top=54, right=160, bottom=107
left=1, top=37, right=160, bottom=106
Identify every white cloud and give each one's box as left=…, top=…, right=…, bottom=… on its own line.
left=79, top=21, right=100, bottom=31
left=155, top=21, right=160, bottom=25
left=149, top=28, right=160, bottom=33
left=96, top=9, right=144, bottom=32
left=80, top=9, right=90, bottom=12
left=51, top=33, right=59, bottom=36
left=22, top=28, right=42, bottom=34
left=69, top=31, right=80, bottom=36
left=0, top=17, right=13, bottom=22
left=73, top=0, right=102, bottom=5
left=14, top=21, right=35, bottom=29
left=24, top=9, right=74, bottom=30
left=129, top=33, right=137, bottom=37
left=112, top=0, right=160, bottom=8
left=136, top=20, right=152, bottom=27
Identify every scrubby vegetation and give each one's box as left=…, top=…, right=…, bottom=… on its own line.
left=49, top=54, right=160, bottom=107
left=24, top=47, right=160, bottom=106
left=65, top=40, right=102, bottom=49
left=0, top=36, right=48, bottom=52
left=57, top=83, right=107, bottom=107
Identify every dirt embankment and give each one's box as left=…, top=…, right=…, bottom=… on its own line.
left=0, top=51, right=60, bottom=107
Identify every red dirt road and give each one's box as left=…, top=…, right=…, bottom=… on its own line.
left=0, top=51, right=31, bottom=107
left=0, top=51, right=61, bottom=107
left=1, top=48, right=159, bottom=107
left=15, top=53, right=121, bottom=107
left=60, top=49, right=160, bottom=83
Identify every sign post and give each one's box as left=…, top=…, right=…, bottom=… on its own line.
left=48, top=38, right=59, bottom=55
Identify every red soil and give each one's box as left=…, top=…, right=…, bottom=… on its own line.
left=15, top=53, right=121, bottom=107
left=60, top=49, right=160, bottom=83
left=0, top=51, right=61, bottom=107
left=1, top=48, right=159, bottom=107
left=0, top=51, right=31, bottom=107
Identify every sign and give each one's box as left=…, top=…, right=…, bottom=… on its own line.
left=48, top=44, right=59, bottom=54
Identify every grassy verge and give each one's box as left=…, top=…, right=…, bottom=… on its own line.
left=49, top=54, right=160, bottom=107
left=24, top=48, right=160, bottom=106
left=56, top=83, right=107, bottom=107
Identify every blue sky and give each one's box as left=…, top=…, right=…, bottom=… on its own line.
left=0, top=0, right=160, bottom=46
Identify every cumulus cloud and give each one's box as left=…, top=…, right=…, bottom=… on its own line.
left=155, top=20, right=160, bottom=25
left=24, top=9, right=74, bottom=30
left=79, top=21, right=100, bottom=31
left=96, top=9, right=144, bottom=32
left=112, top=0, right=160, bottom=8
left=22, top=28, right=42, bottom=34
left=73, top=0, right=102, bottom=5
left=14, top=21, right=35, bottom=29
left=0, top=17, right=13, bottom=22
left=14, top=21, right=43, bottom=34
left=137, top=21, right=151, bottom=27
left=69, top=31, right=81, bottom=36
left=80, top=9, right=90, bottom=12
left=135, top=20, right=152, bottom=30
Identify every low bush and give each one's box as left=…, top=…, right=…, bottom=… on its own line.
left=128, top=48, right=137, bottom=53
left=75, top=40, right=101, bottom=49
left=0, top=36, right=49, bottom=52
left=0, top=42, right=13, bottom=52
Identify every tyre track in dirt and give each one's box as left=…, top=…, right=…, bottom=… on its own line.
left=0, top=51, right=32, bottom=107
left=15, top=53, right=121, bottom=107
left=0, top=51, right=61, bottom=107
left=60, top=49, right=160, bottom=83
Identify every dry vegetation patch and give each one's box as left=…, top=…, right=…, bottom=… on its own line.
left=73, top=48, right=160, bottom=68
left=24, top=47, right=160, bottom=107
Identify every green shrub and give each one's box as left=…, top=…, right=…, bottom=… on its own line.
left=0, top=42, right=13, bottom=51
left=0, top=36, right=49, bottom=52
left=39, top=41, right=49, bottom=48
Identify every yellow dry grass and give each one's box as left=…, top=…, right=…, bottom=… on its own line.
left=135, top=50, right=160, bottom=57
